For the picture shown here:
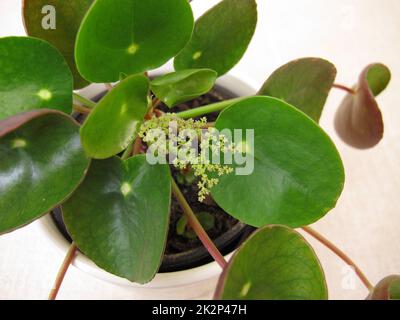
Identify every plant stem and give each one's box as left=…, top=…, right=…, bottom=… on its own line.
left=73, top=104, right=91, bottom=115
left=302, top=226, right=374, bottom=292
left=177, top=97, right=244, bottom=119
left=171, top=179, right=227, bottom=268
left=332, top=84, right=356, bottom=95
left=121, top=142, right=134, bottom=160
left=48, top=243, right=77, bottom=300
left=152, top=98, right=162, bottom=109
left=132, top=138, right=143, bottom=155
left=73, top=93, right=97, bottom=109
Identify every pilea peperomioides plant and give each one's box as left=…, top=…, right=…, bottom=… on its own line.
left=0, top=0, right=397, bottom=300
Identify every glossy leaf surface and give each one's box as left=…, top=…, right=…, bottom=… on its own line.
left=215, top=225, right=328, bottom=300
left=80, top=74, right=149, bottom=159
left=0, top=37, right=73, bottom=120
left=75, top=0, right=194, bottom=83
left=0, top=110, right=90, bottom=234
left=174, top=0, right=257, bottom=76
left=211, top=97, right=344, bottom=228
left=23, top=0, right=94, bottom=89
left=62, top=155, right=171, bottom=283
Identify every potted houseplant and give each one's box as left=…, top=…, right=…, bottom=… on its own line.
left=0, top=0, right=398, bottom=300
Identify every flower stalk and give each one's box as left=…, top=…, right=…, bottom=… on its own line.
left=48, top=243, right=78, bottom=300
left=171, top=179, right=227, bottom=269
left=302, top=226, right=374, bottom=292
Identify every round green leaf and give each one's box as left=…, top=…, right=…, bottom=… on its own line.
left=215, top=225, right=328, bottom=300
left=80, top=74, right=149, bottom=159
left=174, top=0, right=257, bottom=76
left=150, top=69, right=217, bottom=108
left=259, top=58, right=337, bottom=122
left=0, top=109, right=90, bottom=234
left=368, top=275, right=400, bottom=300
left=62, top=155, right=171, bottom=283
left=23, top=0, right=94, bottom=89
left=211, top=96, right=345, bottom=228
left=335, top=63, right=391, bottom=149
left=0, top=37, right=73, bottom=121
left=75, top=0, right=194, bottom=83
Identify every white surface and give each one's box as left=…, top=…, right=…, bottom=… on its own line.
left=1, top=0, right=400, bottom=300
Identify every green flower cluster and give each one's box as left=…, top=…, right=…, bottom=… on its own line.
left=139, top=114, right=235, bottom=202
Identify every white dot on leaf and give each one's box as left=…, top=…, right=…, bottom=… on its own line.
left=127, top=43, right=139, bottom=55
left=240, top=281, right=252, bottom=297
left=120, top=103, right=128, bottom=115
left=121, top=182, right=132, bottom=196
left=37, top=89, right=52, bottom=101
left=11, top=138, right=27, bottom=149
left=192, top=51, right=202, bottom=60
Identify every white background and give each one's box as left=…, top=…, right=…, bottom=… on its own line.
left=0, top=0, right=399, bottom=300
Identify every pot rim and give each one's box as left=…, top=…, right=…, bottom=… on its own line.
left=38, top=69, right=257, bottom=289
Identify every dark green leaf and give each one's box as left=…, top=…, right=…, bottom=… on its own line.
left=335, top=63, right=391, bottom=149
left=174, top=0, right=257, bottom=76
left=368, top=275, right=400, bottom=300
left=215, top=225, right=328, bottom=300
left=80, top=74, right=149, bottom=159
left=176, top=215, right=188, bottom=236
left=211, top=96, right=344, bottom=228
left=62, top=155, right=171, bottom=283
left=258, top=58, right=337, bottom=122
left=195, top=212, right=215, bottom=232
left=0, top=109, right=90, bottom=234
left=150, top=69, right=217, bottom=108
left=75, top=0, right=194, bottom=83
left=0, top=37, right=73, bottom=120
left=23, top=0, right=94, bottom=89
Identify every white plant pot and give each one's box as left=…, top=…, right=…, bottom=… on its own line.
left=38, top=71, right=257, bottom=300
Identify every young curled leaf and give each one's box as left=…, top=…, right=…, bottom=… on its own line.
left=259, top=58, right=337, bottom=122
left=335, top=63, right=391, bottom=149
left=0, top=110, right=90, bottom=234
left=367, top=275, right=400, bottom=300
left=150, top=69, right=217, bottom=108
left=80, top=74, right=149, bottom=159
left=214, top=225, right=328, bottom=300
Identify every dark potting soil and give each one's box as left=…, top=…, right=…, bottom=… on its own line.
left=52, top=85, right=254, bottom=272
